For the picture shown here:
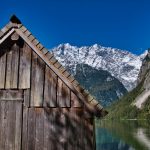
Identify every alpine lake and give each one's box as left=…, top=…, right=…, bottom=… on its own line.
left=96, top=120, right=150, bottom=150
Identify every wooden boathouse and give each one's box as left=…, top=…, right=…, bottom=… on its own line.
left=0, top=15, right=107, bottom=150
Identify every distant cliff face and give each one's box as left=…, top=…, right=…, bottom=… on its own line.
left=132, top=50, right=150, bottom=109
left=137, top=50, right=150, bottom=89
left=74, top=64, right=127, bottom=106
left=107, top=52, right=150, bottom=119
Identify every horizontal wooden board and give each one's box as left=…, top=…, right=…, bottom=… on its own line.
left=0, top=90, right=23, bottom=101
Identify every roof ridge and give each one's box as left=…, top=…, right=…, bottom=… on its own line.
left=10, top=15, right=22, bottom=24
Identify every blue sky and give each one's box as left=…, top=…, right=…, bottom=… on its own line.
left=0, top=0, right=150, bottom=54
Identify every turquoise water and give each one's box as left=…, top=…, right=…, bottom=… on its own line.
left=96, top=120, right=150, bottom=150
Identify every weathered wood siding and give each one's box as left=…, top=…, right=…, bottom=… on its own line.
left=22, top=108, right=94, bottom=150
left=19, top=43, right=31, bottom=89
left=0, top=39, right=95, bottom=150
left=0, top=40, right=83, bottom=108
left=0, top=90, right=23, bottom=150
left=0, top=49, right=6, bottom=89
left=5, top=44, right=19, bottom=89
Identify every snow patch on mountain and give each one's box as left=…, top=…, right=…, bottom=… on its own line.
left=51, top=43, right=144, bottom=91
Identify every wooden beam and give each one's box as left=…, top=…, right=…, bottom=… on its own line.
left=0, top=90, right=23, bottom=101
left=0, top=28, right=15, bottom=44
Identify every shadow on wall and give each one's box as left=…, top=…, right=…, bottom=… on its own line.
left=26, top=80, right=94, bottom=150
left=26, top=106, right=94, bottom=150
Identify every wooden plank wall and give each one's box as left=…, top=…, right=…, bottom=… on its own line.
left=0, top=40, right=82, bottom=108
left=0, top=49, right=6, bottom=88
left=44, top=66, right=57, bottom=107
left=21, top=108, right=94, bottom=150
left=0, top=39, right=95, bottom=150
left=5, top=43, right=19, bottom=89
left=19, top=43, right=31, bottom=89
left=30, top=51, right=45, bottom=106
left=0, top=99, right=23, bottom=150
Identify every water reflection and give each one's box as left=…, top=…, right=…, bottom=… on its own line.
left=135, top=128, right=150, bottom=150
left=96, top=120, right=150, bottom=150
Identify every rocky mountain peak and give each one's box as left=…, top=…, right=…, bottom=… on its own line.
left=52, top=43, right=143, bottom=91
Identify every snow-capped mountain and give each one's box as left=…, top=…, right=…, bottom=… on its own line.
left=52, top=43, right=144, bottom=91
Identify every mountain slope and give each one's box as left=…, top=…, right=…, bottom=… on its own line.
left=74, top=64, right=127, bottom=106
left=52, top=43, right=142, bottom=91
left=106, top=52, right=150, bottom=119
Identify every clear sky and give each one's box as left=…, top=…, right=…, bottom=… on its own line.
left=0, top=0, right=150, bottom=54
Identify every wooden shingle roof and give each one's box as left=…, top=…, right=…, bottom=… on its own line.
left=0, top=15, right=107, bottom=117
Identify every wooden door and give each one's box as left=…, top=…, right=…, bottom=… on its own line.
left=0, top=90, right=23, bottom=150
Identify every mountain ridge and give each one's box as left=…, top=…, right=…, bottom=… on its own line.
left=51, top=43, right=144, bottom=91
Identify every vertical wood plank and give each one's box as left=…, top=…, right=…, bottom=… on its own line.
left=15, top=101, right=22, bottom=150
left=27, top=108, right=36, bottom=150
left=57, top=111, right=67, bottom=150
left=93, top=120, right=96, bottom=150
left=79, top=119, right=85, bottom=150
left=57, top=78, right=71, bottom=107
left=0, top=50, right=6, bottom=89
left=31, top=51, right=45, bottom=106
left=44, top=109, right=57, bottom=150
left=44, top=66, right=57, bottom=107
left=67, top=109, right=81, bottom=150
left=24, top=89, right=30, bottom=107
left=5, top=101, right=16, bottom=150
left=50, top=110, right=58, bottom=150
left=22, top=107, right=28, bottom=150
left=71, top=92, right=82, bottom=107
left=35, top=108, right=44, bottom=150
left=43, top=110, right=49, bottom=150
left=83, top=119, right=92, bottom=150
left=0, top=102, right=2, bottom=148
left=5, top=43, right=19, bottom=89
left=19, top=43, right=31, bottom=89
left=0, top=101, right=7, bottom=149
